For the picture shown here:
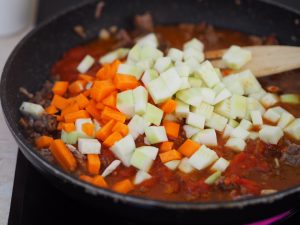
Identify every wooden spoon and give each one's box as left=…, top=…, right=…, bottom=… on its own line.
left=205, top=45, right=300, bottom=77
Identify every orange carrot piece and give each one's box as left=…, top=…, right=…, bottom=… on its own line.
left=178, top=139, right=200, bottom=157
left=75, top=93, right=90, bottom=109
left=80, top=174, right=94, bottom=183
left=35, top=136, right=54, bottom=149
left=160, top=141, right=174, bottom=152
left=49, top=139, right=77, bottom=171
left=101, top=107, right=126, bottom=123
left=114, top=74, right=139, bottom=91
left=160, top=99, right=177, bottom=114
left=96, top=119, right=116, bottom=141
left=45, top=105, right=58, bottom=115
left=56, top=115, right=64, bottom=122
left=96, top=64, right=111, bottom=80
left=86, top=103, right=102, bottom=121
left=163, top=121, right=180, bottom=139
left=57, top=122, right=64, bottom=130
left=103, top=132, right=123, bottom=147
left=90, top=80, right=116, bottom=102
left=82, top=90, right=90, bottom=97
left=96, top=102, right=105, bottom=110
left=62, top=123, right=76, bottom=132
left=102, top=93, right=117, bottom=108
left=51, top=95, right=69, bottom=110
left=68, top=80, right=86, bottom=95
left=64, top=110, right=90, bottom=123
left=112, top=122, right=129, bottom=136
left=52, top=81, right=69, bottom=96
left=159, top=150, right=182, bottom=163
left=78, top=74, right=94, bottom=82
left=92, top=175, right=108, bottom=188
left=82, top=123, right=95, bottom=137
left=110, top=60, right=121, bottom=74
left=61, top=103, right=80, bottom=116
left=112, top=179, right=134, bottom=194
left=87, top=154, right=101, bottom=175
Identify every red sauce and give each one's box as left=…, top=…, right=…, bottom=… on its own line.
left=50, top=24, right=300, bottom=201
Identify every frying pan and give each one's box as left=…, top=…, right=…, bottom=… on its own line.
left=1, top=0, right=300, bottom=224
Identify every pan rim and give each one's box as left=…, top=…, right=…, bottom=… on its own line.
left=1, top=0, right=300, bottom=210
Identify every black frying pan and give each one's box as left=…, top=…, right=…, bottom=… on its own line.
left=1, top=0, right=300, bottom=224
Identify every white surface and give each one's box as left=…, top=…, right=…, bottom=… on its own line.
left=0, top=26, right=34, bottom=225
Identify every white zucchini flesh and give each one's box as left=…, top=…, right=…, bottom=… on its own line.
left=278, top=112, right=295, bottom=129
left=214, top=88, right=232, bottom=105
left=145, top=126, right=168, bottom=144
left=117, top=63, right=144, bottom=80
left=249, top=90, right=267, bottom=100
left=61, top=130, right=80, bottom=145
left=183, top=125, right=201, bottom=138
left=188, top=77, right=203, bottom=87
left=110, top=134, right=136, bottom=167
left=192, top=129, right=218, bottom=146
left=205, top=112, right=228, bottom=132
left=280, top=94, right=300, bottom=104
left=222, top=74, right=244, bottom=96
left=143, top=103, right=164, bottom=126
left=135, top=146, right=159, bottom=160
left=195, top=60, right=220, bottom=88
left=160, top=67, right=182, bottom=95
left=204, top=171, right=222, bottom=185
left=176, top=88, right=203, bottom=107
left=147, top=77, right=173, bottom=104
left=238, top=70, right=262, bottom=95
left=263, top=108, right=281, bottom=123
left=211, top=157, right=230, bottom=172
left=136, top=33, right=159, bottom=48
left=141, top=69, right=159, bottom=87
left=247, top=97, right=266, bottom=117
left=260, top=93, right=279, bottom=108
left=78, top=138, right=101, bottom=154
left=223, top=124, right=234, bottom=138
left=165, top=160, right=181, bottom=170
left=229, top=119, right=239, bottom=128
left=225, top=137, right=246, bottom=152
left=77, top=55, right=95, bottom=73
left=249, top=131, right=259, bottom=140
left=284, top=119, right=300, bottom=140
left=183, top=38, right=204, bottom=52
left=75, top=118, right=95, bottom=138
left=139, top=45, right=163, bottom=61
left=231, top=95, right=247, bottom=119
left=175, top=61, right=191, bottom=77
left=230, top=127, right=249, bottom=140
left=178, top=157, right=195, bottom=174
left=238, top=119, right=253, bottom=131
left=185, top=57, right=200, bottom=73
left=179, top=77, right=191, bottom=90
left=134, top=170, right=152, bottom=185
left=259, top=125, right=284, bottom=145
left=19, top=102, right=45, bottom=118
left=99, top=48, right=129, bottom=64
left=222, top=45, right=252, bottom=70
left=101, top=160, right=121, bottom=177
left=214, top=99, right=235, bottom=119
left=188, top=145, right=218, bottom=170
left=116, top=90, right=135, bottom=119
left=175, top=99, right=190, bottom=118
left=127, top=115, right=150, bottom=140
left=163, top=113, right=179, bottom=122
left=199, top=88, right=216, bottom=105
left=183, top=47, right=205, bottom=63
left=136, top=59, right=154, bottom=70
left=186, top=112, right=205, bottom=129
left=191, top=102, right=214, bottom=119
left=154, top=57, right=172, bottom=73
left=167, top=48, right=184, bottom=62
left=133, top=86, right=148, bottom=115
left=130, top=150, right=154, bottom=172
left=250, top=110, right=263, bottom=126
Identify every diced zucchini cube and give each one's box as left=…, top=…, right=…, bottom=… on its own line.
left=192, top=129, right=218, bottom=146
left=225, top=137, right=246, bottom=152
left=165, top=160, right=181, bottom=170
left=175, top=99, right=190, bottom=118
left=134, top=170, right=152, bottom=185
left=117, top=63, right=144, bottom=80
left=183, top=48, right=204, bottom=63
left=160, top=67, right=182, bottom=95
left=223, top=124, right=234, bottom=138
left=260, top=93, right=279, bottom=108
left=214, top=99, right=235, bottom=119
left=222, top=45, right=252, bottom=70
left=214, top=88, right=232, bottom=105
left=154, top=57, right=172, bottom=73
left=147, top=77, right=173, bottom=104
left=99, top=48, right=129, bottom=64
left=130, top=150, right=154, bottom=172
left=140, top=45, right=162, bottom=61
left=167, top=48, right=183, bottom=62
left=128, top=115, right=150, bottom=140
left=238, top=70, right=262, bottom=95
left=188, top=77, right=203, bottom=87
left=249, top=131, right=259, bottom=140
left=186, top=112, right=205, bottom=129
left=133, top=86, right=148, bottom=115
left=136, top=59, right=154, bottom=70
left=145, top=126, right=168, bottom=144
left=78, top=138, right=101, bottom=154
left=179, top=77, right=191, bottom=90
left=175, top=61, right=191, bottom=77
left=102, top=160, right=121, bottom=177
left=110, top=134, right=136, bottom=167
left=116, top=90, right=135, bottom=119
left=19, top=102, right=45, bottom=118
left=178, top=157, right=195, bottom=174
left=61, top=130, right=80, bottom=145
left=230, top=127, right=249, bottom=140
left=195, top=61, right=220, bottom=88
left=191, top=102, right=214, bottom=119
left=143, top=103, right=164, bottom=126
left=238, top=119, right=253, bottom=131
left=188, top=145, right=218, bottom=170
left=141, top=69, right=159, bottom=87
left=259, top=125, right=284, bottom=144
left=77, top=55, right=95, bottom=73
left=75, top=118, right=95, bottom=138
left=278, top=112, right=295, bottom=128
left=176, top=88, right=203, bottom=106
left=136, top=33, right=159, bottom=48
left=205, top=171, right=222, bottom=185
left=205, top=113, right=228, bottom=132
left=280, top=94, right=300, bottom=104
left=211, top=157, right=230, bottom=172
left=284, top=119, right=300, bottom=140
left=231, top=95, right=247, bottom=119
left=183, top=125, right=201, bottom=138
left=136, top=146, right=159, bottom=160
left=199, top=88, right=216, bottom=105
left=222, top=74, right=244, bottom=95
left=183, top=38, right=204, bottom=52
left=263, top=108, right=281, bottom=123
left=250, top=110, right=263, bottom=126
left=185, top=57, right=200, bottom=73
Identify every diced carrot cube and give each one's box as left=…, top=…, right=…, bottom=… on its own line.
left=159, top=150, right=182, bottom=163
left=178, top=139, right=200, bottom=157
left=35, top=136, right=54, bottom=149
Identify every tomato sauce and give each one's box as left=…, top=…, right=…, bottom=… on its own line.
left=50, top=24, right=300, bottom=201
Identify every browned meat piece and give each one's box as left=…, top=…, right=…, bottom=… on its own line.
left=281, top=141, right=300, bottom=167
left=32, top=80, right=53, bottom=108
left=95, top=1, right=105, bottom=19
left=19, top=87, right=33, bottom=99
left=134, top=12, right=154, bottom=32
left=39, top=149, right=54, bottom=162
left=115, top=29, right=132, bottom=47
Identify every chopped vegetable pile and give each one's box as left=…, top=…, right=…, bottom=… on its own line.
left=19, top=27, right=300, bottom=201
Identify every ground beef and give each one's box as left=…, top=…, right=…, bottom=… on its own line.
left=281, top=141, right=300, bottom=167
left=31, top=80, right=54, bottom=108
left=115, top=29, right=132, bottom=48
left=134, top=12, right=154, bottom=33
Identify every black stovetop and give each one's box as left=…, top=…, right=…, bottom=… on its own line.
left=7, top=1, right=300, bottom=225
